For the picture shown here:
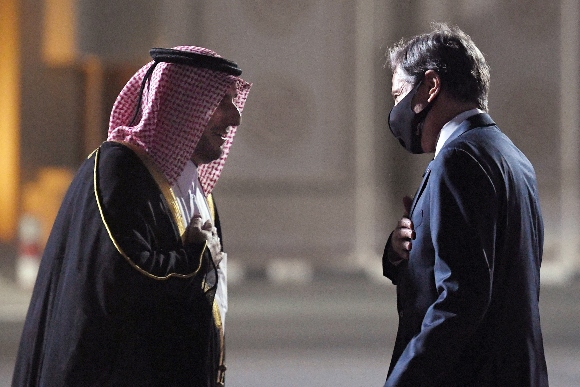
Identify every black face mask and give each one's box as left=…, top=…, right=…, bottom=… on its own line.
left=388, top=81, right=435, bottom=154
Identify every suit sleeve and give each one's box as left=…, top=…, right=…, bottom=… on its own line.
left=382, top=233, right=403, bottom=284
left=386, top=148, right=498, bottom=386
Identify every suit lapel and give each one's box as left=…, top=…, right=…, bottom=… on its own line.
left=409, top=114, right=495, bottom=216
left=410, top=160, right=433, bottom=216
left=409, top=113, right=495, bottom=216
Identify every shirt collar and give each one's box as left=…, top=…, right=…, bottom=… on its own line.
left=435, top=108, right=484, bottom=157
left=173, top=160, right=201, bottom=201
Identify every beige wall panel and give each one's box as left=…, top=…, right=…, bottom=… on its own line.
left=201, top=1, right=359, bottom=268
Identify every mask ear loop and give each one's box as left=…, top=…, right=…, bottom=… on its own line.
left=128, top=61, right=159, bottom=126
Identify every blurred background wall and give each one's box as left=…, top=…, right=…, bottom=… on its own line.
left=1, top=0, right=579, bottom=286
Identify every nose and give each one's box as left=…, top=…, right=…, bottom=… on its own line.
left=227, top=102, right=241, bottom=127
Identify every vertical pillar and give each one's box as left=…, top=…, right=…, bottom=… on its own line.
left=554, top=0, right=580, bottom=282
left=43, top=0, right=76, bottom=66
left=83, top=56, right=104, bottom=156
left=353, top=0, right=378, bottom=268
left=0, top=0, right=21, bottom=241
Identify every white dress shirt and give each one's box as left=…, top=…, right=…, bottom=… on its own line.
left=435, top=108, right=485, bottom=158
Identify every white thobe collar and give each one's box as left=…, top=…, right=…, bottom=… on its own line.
left=173, top=160, right=211, bottom=226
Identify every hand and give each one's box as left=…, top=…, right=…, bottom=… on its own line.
left=186, top=216, right=223, bottom=264
left=389, top=196, right=415, bottom=263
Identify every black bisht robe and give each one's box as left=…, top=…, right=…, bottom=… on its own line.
left=13, top=141, right=223, bottom=386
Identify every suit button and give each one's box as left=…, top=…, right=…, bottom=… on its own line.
left=399, top=311, right=404, bottom=318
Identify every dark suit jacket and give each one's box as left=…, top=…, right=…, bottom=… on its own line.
left=383, top=114, right=548, bottom=386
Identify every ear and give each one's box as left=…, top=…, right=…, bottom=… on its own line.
left=423, top=70, right=441, bottom=103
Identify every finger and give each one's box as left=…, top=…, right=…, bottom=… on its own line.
left=201, top=219, right=214, bottom=231
left=393, top=241, right=411, bottom=261
left=394, top=247, right=409, bottom=261
left=399, top=221, right=415, bottom=236
left=190, top=215, right=203, bottom=229
left=398, top=218, right=413, bottom=229
left=213, top=252, right=224, bottom=266
left=402, top=195, right=413, bottom=217
left=397, top=224, right=414, bottom=239
left=397, top=230, right=414, bottom=242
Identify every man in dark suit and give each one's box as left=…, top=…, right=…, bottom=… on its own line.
left=382, top=23, right=548, bottom=386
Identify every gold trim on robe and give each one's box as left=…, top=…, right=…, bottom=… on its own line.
left=206, top=192, right=226, bottom=385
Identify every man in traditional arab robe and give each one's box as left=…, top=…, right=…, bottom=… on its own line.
left=12, top=46, right=251, bottom=387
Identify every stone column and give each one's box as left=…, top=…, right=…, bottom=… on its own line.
left=352, top=0, right=379, bottom=269
left=553, top=0, right=580, bottom=282
left=0, top=0, right=20, bottom=241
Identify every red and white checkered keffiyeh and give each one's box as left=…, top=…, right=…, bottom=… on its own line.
left=107, top=46, right=251, bottom=194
